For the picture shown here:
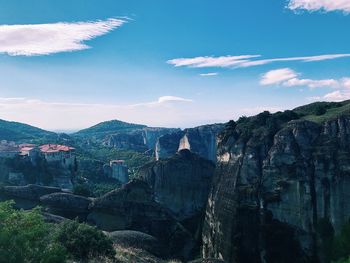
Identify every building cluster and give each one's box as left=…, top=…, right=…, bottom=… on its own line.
left=0, top=140, right=75, bottom=168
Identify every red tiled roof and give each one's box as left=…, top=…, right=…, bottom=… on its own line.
left=40, top=144, right=75, bottom=153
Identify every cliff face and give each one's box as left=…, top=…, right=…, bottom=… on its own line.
left=105, top=127, right=180, bottom=152
left=156, top=124, right=224, bottom=162
left=203, top=110, right=350, bottom=263
left=87, top=180, right=196, bottom=260
left=138, top=149, right=215, bottom=220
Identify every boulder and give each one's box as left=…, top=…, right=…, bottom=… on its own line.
left=2, top=184, right=62, bottom=201
left=40, top=192, right=92, bottom=220
left=108, top=230, right=164, bottom=257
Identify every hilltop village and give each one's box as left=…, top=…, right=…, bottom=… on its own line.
left=0, top=140, right=76, bottom=166
left=0, top=140, right=129, bottom=188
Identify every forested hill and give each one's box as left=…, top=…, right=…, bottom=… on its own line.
left=73, top=120, right=147, bottom=139
left=0, top=119, right=56, bottom=142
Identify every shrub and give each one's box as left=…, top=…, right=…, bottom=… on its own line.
left=54, top=219, right=116, bottom=261
left=0, top=201, right=67, bottom=263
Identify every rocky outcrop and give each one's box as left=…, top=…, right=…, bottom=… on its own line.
left=1, top=184, right=62, bottom=201
left=88, top=180, right=195, bottom=260
left=202, top=112, right=350, bottom=263
left=155, top=131, right=184, bottom=160
left=40, top=192, right=92, bottom=220
left=0, top=184, right=63, bottom=209
left=105, top=127, right=180, bottom=153
left=156, top=124, right=224, bottom=162
left=190, top=260, right=226, bottom=263
left=138, top=149, right=215, bottom=220
left=105, top=131, right=149, bottom=152
left=108, top=230, right=164, bottom=257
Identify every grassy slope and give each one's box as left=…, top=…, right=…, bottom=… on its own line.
left=292, top=100, right=350, bottom=123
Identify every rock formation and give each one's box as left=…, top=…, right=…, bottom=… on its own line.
left=138, top=149, right=215, bottom=220
left=40, top=192, right=92, bottom=220
left=0, top=184, right=63, bottom=209
left=87, top=180, right=196, bottom=260
left=156, top=124, right=224, bottom=162
left=202, top=109, right=350, bottom=263
left=105, top=127, right=180, bottom=153
left=107, top=230, right=164, bottom=257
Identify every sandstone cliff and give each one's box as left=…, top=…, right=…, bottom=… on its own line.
left=156, top=124, right=224, bottom=162
left=203, top=105, right=350, bottom=263
left=87, top=180, right=196, bottom=260
left=138, top=149, right=215, bottom=220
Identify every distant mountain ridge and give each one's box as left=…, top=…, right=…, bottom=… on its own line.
left=3, top=100, right=350, bottom=145
left=0, top=119, right=56, bottom=142
left=74, top=120, right=148, bottom=138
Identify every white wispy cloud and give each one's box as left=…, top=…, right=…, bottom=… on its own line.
left=283, top=78, right=339, bottom=88
left=287, top=0, right=350, bottom=13
left=167, top=54, right=350, bottom=69
left=310, top=90, right=350, bottom=102
left=130, top=96, right=193, bottom=107
left=260, top=68, right=298, bottom=85
left=168, top=55, right=260, bottom=68
left=199, top=72, right=218, bottom=76
left=0, top=18, right=127, bottom=56
left=0, top=96, right=194, bottom=130
left=260, top=68, right=350, bottom=89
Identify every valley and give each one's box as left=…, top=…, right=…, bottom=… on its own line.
left=2, top=101, right=350, bottom=262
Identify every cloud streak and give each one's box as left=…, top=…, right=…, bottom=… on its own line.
left=0, top=18, right=127, bottom=56
left=130, top=95, right=193, bottom=107
left=199, top=72, right=218, bottom=76
left=167, top=54, right=350, bottom=69
left=287, top=0, right=350, bottom=13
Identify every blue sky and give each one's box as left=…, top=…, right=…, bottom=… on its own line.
left=0, top=0, right=349, bottom=131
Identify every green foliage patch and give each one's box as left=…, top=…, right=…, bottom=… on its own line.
left=0, top=201, right=116, bottom=263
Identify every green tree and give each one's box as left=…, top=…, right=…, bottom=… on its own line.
left=0, top=201, right=67, bottom=263
left=54, top=219, right=115, bottom=262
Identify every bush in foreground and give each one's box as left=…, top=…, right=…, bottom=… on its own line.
left=0, top=201, right=67, bottom=263
left=0, top=201, right=116, bottom=263
left=55, top=219, right=116, bottom=261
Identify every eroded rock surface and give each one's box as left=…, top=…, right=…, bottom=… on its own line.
left=40, top=192, right=92, bottom=219
left=156, top=124, right=224, bottom=162
left=203, top=111, right=350, bottom=263
left=88, top=180, right=196, bottom=260
left=1, top=184, right=62, bottom=201
left=139, top=149, right=215, bottom=220
left=105, top=127, right=180, bottom=153
left=108, top=230, right=164, bottom=257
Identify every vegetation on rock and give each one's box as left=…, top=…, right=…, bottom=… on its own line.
left=0, top=200, right=116, bottom=263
